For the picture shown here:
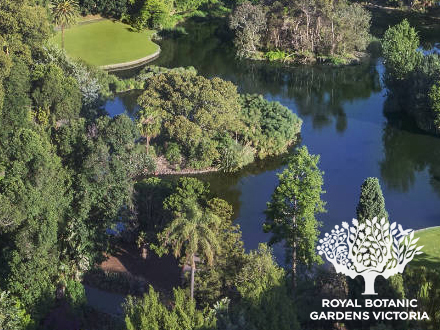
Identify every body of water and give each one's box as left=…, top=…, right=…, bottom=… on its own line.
left=105, top=20, right=440, bottom=263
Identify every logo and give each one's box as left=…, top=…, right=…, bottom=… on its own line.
left=317, top=217, right=423, bottom=295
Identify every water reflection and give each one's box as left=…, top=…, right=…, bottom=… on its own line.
left=106, top=90, right=141, bottom=118
left=380, top=115, right=440, bottom=197
left=105, top=18, right=440, bottom=252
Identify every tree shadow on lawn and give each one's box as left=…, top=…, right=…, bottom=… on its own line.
left=411, top=252, right=440, bottom=270
left=100, top=242, right=181, bottom=294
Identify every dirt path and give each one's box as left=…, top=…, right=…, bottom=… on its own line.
left=151, top=156, right=218, bottom=176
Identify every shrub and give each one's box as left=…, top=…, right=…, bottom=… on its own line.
left=219, top=141, right=254, bottom=172
left=265, top=50, right=288, bottom=62
left=65, top=280, right=87, bottom=310
left=165, top=142, right=182, bottom=165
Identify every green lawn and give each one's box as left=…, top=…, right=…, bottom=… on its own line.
left=51, top=19, right=159, bottom=67
left=412, top=227, right=440, bottom=269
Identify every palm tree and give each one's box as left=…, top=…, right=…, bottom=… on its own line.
left=136, top=107, right=163, bottom=154
left=51, top=0, right=79, bottom=49
left=157, top=199, right=221, bottom=300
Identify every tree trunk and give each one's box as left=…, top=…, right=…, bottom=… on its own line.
left=331, top=20, right=335, bottom=55
left=190, top=254, right=195, bottom=300
left=141, top=246, right=148, bottom=260
left=292, top=238, right=297, bottom=292
left=146, top=136, right=150, bottom=154
left=362, top=274, right=378, bottom=295
left=61, top=25, right=65, bottom=49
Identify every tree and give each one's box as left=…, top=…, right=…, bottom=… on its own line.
left=356, top=177, right=388, bottom=223
left=31, top=63, right=82, bottom=121
left=124, top=286, right=214, bottom=330
left=229, top=2, right=266, bottom=58
left=194, top=198, right=246, bottom=306
left=136, top=107, right=163, bottom=154
left=52, top=115, right=146, bottom=274
left=51, top=0, right=79, bottom=49
left=233, top=244, right=301, bottom=330
left=429, top=82, right=440, bottom=129
left=0, top=129, right=70, bottom=316
left=137, top=71, right=242, bottom=168
left=382, top=19, right=422, bottom=81
left=239, top=94, right=302, bottom=158
left=264, top=146, right=325, bottom=291
left=156, top=191, right=221, bottom=300
left=0, top=291, right=33, bottom=330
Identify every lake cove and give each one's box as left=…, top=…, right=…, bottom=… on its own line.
left=107, top=20, right=440, bottom=262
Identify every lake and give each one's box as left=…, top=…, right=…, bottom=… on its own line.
left=105, top=18, right=440, bottom=263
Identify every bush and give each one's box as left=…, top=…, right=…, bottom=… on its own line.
left=219, top=141, right=254, bottom=172
left=165, top=142, right=182, bottom=165
left=265, top=50, right=288, bottom=62
left=0, top=291, right=33, bottom=330
left=65, top=280, right=87, bottom=310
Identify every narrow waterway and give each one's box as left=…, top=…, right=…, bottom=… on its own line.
left=105, top=19, right=440, bottom=263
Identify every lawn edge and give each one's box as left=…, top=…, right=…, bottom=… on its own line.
left=414, top=226, right=440, bottom=233
left=99, top=47, right=161, bottom=71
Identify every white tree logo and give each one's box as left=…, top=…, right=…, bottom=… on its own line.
left=317, top=217, right=423, bottom=295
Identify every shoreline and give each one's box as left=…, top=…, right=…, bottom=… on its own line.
left=414, top=226, right=440, bottom=233
left=149, top=167, right=219, bottom=176
left=100, top=47, right=161, bottom=71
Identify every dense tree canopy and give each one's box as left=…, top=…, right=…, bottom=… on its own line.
left=137, top=71, right=301, bottom=171
left=0, top=129, right=70, bottom=316
left=230, top=0, right=371, bottom=62
left=382, top=20, right=440, bottom=135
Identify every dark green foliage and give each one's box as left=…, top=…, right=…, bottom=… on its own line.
left=264, top=146, right=325, bottom=289
left=0, top=59, right=32, bottom=137
left=78, top=0, right=128, bottom=18
left=124, top=286, right=215, bottom=330
left=31, top=63, right=82, bottom=121
left=240, top=94, right=302, bottom=158
left=356, top=177, right=388, bottom=223
left=223, top=244, right=300, bottom=330
left=65, top=279, right=87, bottom=310
left=0, top=129, right=69, bottom=316
left=165, top=142, right=182, bottom=165
left=0, top=0, right=50, bottom=113
left=0, top=291, right=33, bottom=330
left=135, top=177, right=173, bottom=235
left=194, top=198, right=246, bottom=306
left=138, top=71, right=241, bottom=169
left=429, top=82, right=440, bottom=128
left=137, top=72, right=301, bottom=171
left=382, top=19, right=422, bottom=81
left=52, top=115, right=150, bottom=271
left=382, top=20, right=440, bottom=135
left=404, top=266, right=440, bottom=329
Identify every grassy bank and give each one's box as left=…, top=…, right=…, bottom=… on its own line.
left=413, top=226, right=440, bottom=269
left=51, top=19, right=159, bottom=67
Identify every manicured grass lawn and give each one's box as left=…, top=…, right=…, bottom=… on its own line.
left=412, top=227, right=440, bottom=269
left=51, top=19, right=159, bottom=67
